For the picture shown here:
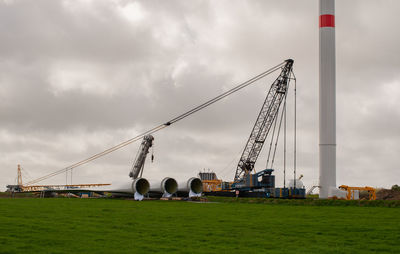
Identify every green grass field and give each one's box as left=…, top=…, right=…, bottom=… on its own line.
left=0, top=198, right=399, bottom=254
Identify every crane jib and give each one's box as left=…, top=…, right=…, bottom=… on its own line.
left=234, top=60, right=294, bottom=182
left=129, top=135, right=154, bottom=179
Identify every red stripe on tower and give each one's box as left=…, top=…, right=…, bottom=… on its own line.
left=319, top=14, right=335, bottom=27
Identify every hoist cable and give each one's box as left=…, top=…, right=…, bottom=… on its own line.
left=293, top=71, right=297, bottom=188
left=270, top=94, right=287, bottom=169
left=266, top=106, right=280, bottom=169
left=165, top=61, right=286, bottom=125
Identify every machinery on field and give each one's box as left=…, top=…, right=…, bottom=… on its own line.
left=339, top=185, right=376, bottom=200
left=205, top=59, right=305, bottom=198
left=7, top=59, right=300, bottom=200
left=232, top=169, right=276, bottom=197
left=199, top=170, right=223, bottom=192
left=233, top=60, right=294, bottom=183
left=6, top=165, right=111, bottom=194
left=219, top=59, right=305, bottom=198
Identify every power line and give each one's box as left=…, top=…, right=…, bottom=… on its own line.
left=25, top=61, right=286, bottom=185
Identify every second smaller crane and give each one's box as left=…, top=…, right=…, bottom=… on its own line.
left=129, top=135, right=154, bottom=179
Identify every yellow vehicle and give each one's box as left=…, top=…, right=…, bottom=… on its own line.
left=339, top=185, right=376, bottom=200
left=199, top=171, right=223, bottom=192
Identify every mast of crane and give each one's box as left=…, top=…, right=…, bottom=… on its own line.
left=234, top=59, right=294, bottom=182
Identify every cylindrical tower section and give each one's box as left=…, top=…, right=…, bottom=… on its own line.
left=149, top=177, right=178, bottom=197
left=319, top=0, right=336, bottom=199
left=178, top=177, right=203, bottom=197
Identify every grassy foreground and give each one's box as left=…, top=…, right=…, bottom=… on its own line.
left=0, top=198, right=399, bottom=254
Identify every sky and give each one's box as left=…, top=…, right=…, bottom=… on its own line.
left=1, top=0, right=399, bottom=191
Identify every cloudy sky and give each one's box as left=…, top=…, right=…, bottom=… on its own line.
left=1, top=0, right=399, bottom=191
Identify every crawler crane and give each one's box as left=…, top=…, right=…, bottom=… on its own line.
left=227, top=59, right=304, bottom=198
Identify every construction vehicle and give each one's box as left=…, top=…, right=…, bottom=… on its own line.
left=339, top=185, right=376, bottom=200
left=233, top=59, right=294, bottom=183
left=199, top=170, right=223, bottom=192
left=222, top=59, right=304, bottom=198
left=232, top=169, right=275, bottom=190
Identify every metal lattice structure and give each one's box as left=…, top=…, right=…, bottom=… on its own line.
left=129, top=135, right=154, bottom=179
left=234, top=59, right=294, bottom=182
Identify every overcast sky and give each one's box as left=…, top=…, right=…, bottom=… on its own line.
left=1, top=0, right=399, bottom=191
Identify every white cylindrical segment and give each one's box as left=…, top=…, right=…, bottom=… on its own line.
left=149, top=177, right=178, bottom=197
left=93, top=177, right=150, bottom=200
left=131, top=178, right=150, bottom=196
left=319, top=0, right=336, bottom=199
left=100, top=177, right=150, bottom=195
left=178, top=177, right=203, bottom=197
